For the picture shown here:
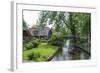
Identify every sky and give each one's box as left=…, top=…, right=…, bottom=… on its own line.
left=23, top=10, right=40, bottom=28
left=23, top=10, right=54, bottom=29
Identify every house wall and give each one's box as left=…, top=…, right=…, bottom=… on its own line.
left=29, top=27, right=50, bottom=37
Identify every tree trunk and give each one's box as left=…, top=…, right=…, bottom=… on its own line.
left=69, top=13, right=77, bottom=44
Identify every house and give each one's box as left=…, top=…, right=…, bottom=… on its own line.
left=23, top=26, right=32, bottom=43
left=29, top=26, right=52, bottom=39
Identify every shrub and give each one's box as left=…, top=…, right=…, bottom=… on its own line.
left=31, top=37, right=40, bottom=42
left=27, top=53, right=34, bottom=60
left=25, top=42, right=34, bottom=50
left=48, top=35, right=64, bottom=47
left=31, top=40, right=39, bottom=48
left=27, top=52, right=41, bottom=61
left=23, top=47, right=27, bottom=51
left=39, top=39, right=47, bottom=43
left=50, top=41, right=64, bottom=47
left=24, top=38, right=39, bottom=50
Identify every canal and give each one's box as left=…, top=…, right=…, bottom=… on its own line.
left=51, top=39, right=90, bottom=61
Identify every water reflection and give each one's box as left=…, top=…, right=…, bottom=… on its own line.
left=52, top=47, right=90, bottom=61
left=51, top=39, right=90, bottom=61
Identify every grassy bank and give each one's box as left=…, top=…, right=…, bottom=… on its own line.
left=23, top=43, right=59, bottom=62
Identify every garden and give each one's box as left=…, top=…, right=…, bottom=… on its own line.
left=23, top=11, right=91, bottom=62
left=23, top=37, right=62, bottom=62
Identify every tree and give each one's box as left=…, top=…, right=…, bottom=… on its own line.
left=37, top=11, right=91, bottom=45
left=37, top=11, right=69, bottom=35
left=23, top=18, right=28, bottom=29
left=37, top=11, right=49, bottom=27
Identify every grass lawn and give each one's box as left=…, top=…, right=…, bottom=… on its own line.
left=23, top=43, right=59, bottom=62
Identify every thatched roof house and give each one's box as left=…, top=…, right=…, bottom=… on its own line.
left=29, top=26, right=52, bottom=38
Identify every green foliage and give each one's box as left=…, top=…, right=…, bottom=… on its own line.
left=25, top=42, right=34, bottom=50
left=48, top=33, right=64, bottom=47
left=27, top=52, right=41, bottom=61
left=23, top=19, right=28, bottom=29
left=49, top=41, right=63, bottom=47
left=23, top=11, right=91, bottom=61
left=31, top=40, right=39, bottom=48
left=37, top=11, right=49, bottom=27
left=27, top=53, right=34, bottom=60
left=23, top=43, right=59, bottom=62
left=69, top=12, right=91, bottom=36
left=24, top=38, right=39, bottom=50
left=23, top=47, right=27, bottom=51
left=37, top=11, right=91, bottom=38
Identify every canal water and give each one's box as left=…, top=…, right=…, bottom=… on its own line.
left=51, top=39, right=90, bottom=61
